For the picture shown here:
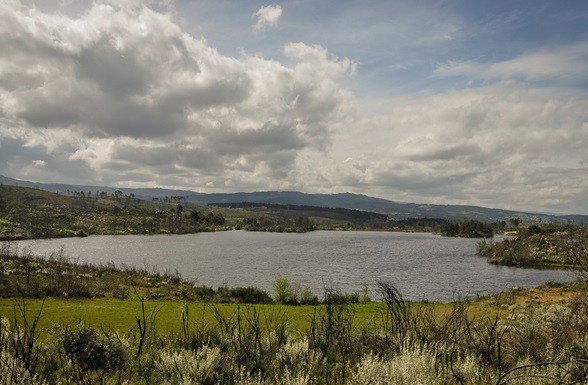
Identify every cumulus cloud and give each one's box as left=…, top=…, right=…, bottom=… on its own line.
left=1, top=1, right=587, bottom=214
left=301, top=84, right=588, bottom=213
left=1, top=1, right=254, bottom=137
left=0, top=0, right=353, bottom=190
left=253, top=5, right=282, bottom=33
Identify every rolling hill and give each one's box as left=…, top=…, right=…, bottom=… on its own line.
left=1, top=174, right=585, bottom=223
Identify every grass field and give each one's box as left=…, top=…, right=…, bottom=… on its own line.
left=0, top=297, right=395, bottom=336
left=0, top=283, right=576, bottom=338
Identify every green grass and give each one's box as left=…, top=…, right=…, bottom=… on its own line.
left=0, top=295, right=488, bottom=341
left=0, top=297, right=389, bottom=336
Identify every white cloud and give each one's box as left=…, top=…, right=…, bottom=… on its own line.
left=253, top=5, right=282, bottom=33
left=300, top=84, right=588, bottom=213
left=434, top=41, right=588, bottom=83
left=1, top=1, right=588, bottom=215
left=489, top=42, right=588, bottom=81
left=0, top=1, right=354, bottom=190
left=433, top=60, right=483, bottom=79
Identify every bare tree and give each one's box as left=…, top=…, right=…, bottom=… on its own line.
left=563, top=223, right=588, bottom=280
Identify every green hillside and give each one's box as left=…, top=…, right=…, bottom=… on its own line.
left=0, top=185, right=231, bottom=240
left=0, top=185, right=397, bottom=240
left=3, top=174, right=586, bottom=223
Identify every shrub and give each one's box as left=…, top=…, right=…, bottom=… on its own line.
left=229, top=287, right=273, bottom=303
left=112, top=287, right=130, bottom=299
left=527, top=224, right=544, bottom=236
left=300, top=286, right=319, bottom=305
left=0, top=351, right=43, bottom=385
left=61, top=323, right=125, bottom=373
left=193, top=285, right=215, bottom=299
left=273, top=276, right=317, bottom=304
left=273, top=276, right=293, bottom=303
left=359, top=285, right=371, bottom=303
left=157, top=345, right=226, bottom=384
left=349, top=348, right=443, bottom=385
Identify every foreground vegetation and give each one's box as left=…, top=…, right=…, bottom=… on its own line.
left=1, top=242, right=588, bottom=384
left=2, top=284, right=588, bottom=384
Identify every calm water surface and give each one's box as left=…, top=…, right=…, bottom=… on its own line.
left=17, top=231, right=575, bottom=302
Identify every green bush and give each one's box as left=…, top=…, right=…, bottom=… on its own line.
left=61, top=323, right=125, bottom=373
left=527, top=224, right=544, bottom=236
left=442, top=220, right=493, bottom=238
left=273, top=276, right=318, bottom=304
left=229, top=287, right=273, bottom=303
left=193, top=285, right=215, bottom=299
left=273, top=276, right=292, bottom=303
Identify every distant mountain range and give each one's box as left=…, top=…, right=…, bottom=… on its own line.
left=1, top=174, right=585, bottom=223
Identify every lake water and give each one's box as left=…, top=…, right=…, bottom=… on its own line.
left=16, top=231, right=575, bottom=302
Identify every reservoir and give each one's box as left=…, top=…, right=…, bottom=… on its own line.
left=17, top=231, right=575, bottom=302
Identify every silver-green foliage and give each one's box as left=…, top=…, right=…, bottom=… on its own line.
left=1, top=291, right=588, bottom=384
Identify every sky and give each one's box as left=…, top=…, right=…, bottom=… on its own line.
left=1, top=0, right=587, bottom=214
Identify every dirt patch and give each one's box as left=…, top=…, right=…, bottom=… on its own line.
left=514, top=287, right=578, bottom=304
